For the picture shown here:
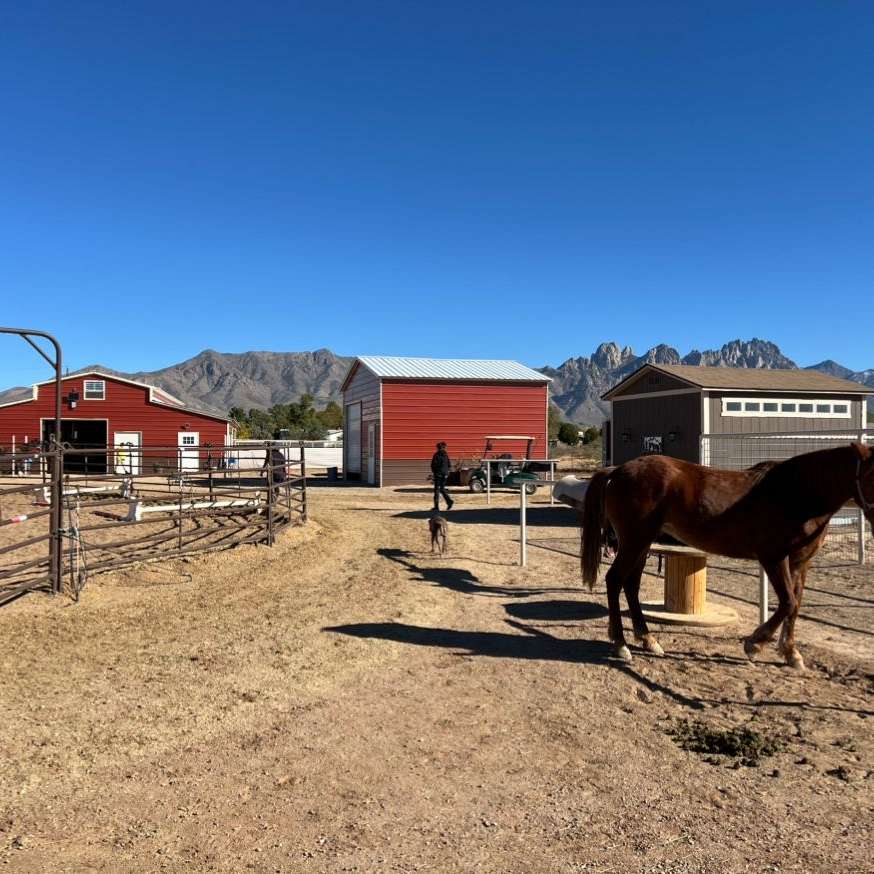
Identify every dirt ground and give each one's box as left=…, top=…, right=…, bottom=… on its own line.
left=0, top=483, right=872, bottom=873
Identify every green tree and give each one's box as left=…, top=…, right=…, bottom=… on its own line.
left=316, top=401, right=343, bottom=430
left=582, top=426, right=601, bottom=444
left=558, top=422, right=580, bottom=445
left=548, top=404, right=564, bottom=442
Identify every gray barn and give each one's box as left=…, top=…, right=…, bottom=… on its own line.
left=602, top=364, right=870, bottom=467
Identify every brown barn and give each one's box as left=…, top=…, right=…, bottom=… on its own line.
left=340, top=356, right=550, bottom=486
left=603, top=364, right=871, bottom=467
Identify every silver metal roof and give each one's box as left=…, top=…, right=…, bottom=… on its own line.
left=357, top=356, right=550, bottom=382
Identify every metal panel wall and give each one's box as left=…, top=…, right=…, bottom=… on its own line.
left=381, top=381, right=548, bottom=484
left=341, top=363, right=381, bottom=482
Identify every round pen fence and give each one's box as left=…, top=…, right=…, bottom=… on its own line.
left=700, top=428, right=873, bottom=566
left=0, top=441, right=307, bottom=606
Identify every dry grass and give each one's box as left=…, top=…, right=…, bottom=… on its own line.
left=0, top=484, right=872, bottom=872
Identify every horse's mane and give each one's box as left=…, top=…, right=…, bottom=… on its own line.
left=745, top=459, right=781, bottom=484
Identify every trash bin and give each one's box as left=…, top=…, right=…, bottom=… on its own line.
left=327, top=466, right=339, bottom=481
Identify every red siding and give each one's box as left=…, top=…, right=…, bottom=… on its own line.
left=381, top=381, right=548, bottom=462
left=0, top=375, right=229, bottom=449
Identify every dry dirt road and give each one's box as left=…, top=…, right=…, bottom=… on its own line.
left=1, top=485, right=872, bottom=873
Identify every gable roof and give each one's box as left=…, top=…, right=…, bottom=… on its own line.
left=0, top=370, right=233, bottom=423
left=342, top=356, right=550, bottom=390
left=603, top=363, right=871, bottom=400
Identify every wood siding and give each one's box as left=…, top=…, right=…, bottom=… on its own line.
left=381, top=381, right=548, bottom=485
left=612, top=370, right=692, bottom=397
left=707, top=391, right=863, bottom=433
left=341, top=364, right=381, bottom=483
left=611, top=393, right=701, bottom=465
left=0, top=375, right=230, bottom=471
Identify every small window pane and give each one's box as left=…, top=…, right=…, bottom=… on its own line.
left=83, top=380, right=105, bottom=400
left=744, top=402, right=760, bottom=412
left=833, top=404, right=848, bottom=414
left=816, top=404, right=830, bottom=413
left=799, top=403, right=813, bottom=413
left=725, top=401, right=742, bottom=412
left=781, top=403, right=796, bottom=413
left=763, top=402, right=778, bottom=412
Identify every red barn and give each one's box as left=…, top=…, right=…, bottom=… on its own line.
left=340, top=356, right=550, bottom=486
left=0, top=370, right=235, bottom=474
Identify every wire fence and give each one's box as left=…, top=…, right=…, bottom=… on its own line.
left=701, top=428, right=873, bottom=566
left=0, top=441, right=307, bottom=606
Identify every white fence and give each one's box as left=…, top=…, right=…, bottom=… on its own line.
left=233, top=440, right=343, bottom=471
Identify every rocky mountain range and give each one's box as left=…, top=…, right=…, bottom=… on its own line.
left=1, top=339, right=871, bottom=424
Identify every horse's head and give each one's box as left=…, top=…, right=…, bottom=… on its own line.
left=851, top=442, right=874, bottom=524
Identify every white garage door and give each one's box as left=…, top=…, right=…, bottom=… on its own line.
left=345, top=403, right=361, bottom=474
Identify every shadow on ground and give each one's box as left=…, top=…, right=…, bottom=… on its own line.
left=393, top=506, right=577, bottom=528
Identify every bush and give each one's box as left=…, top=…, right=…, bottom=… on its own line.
left=557, top=422, right=580, bottom=446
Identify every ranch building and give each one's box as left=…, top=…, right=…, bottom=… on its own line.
left=602, top=363, right=871, bottom=467
left=341, top=356, right=550, bottom=486
left=0, top=370, right=235, bottom=475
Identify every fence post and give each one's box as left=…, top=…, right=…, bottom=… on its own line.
left=300, top=441, right=307, bottom=523
left=519, top=484, right=527, bottom=567
left=549, top=461, right=555, bottom=505
left=51, top=442, right=64, bottom=594
left=486, top=460, right=491, bottom=505
left=859, top=508, right=866, bottom=566
left=267, top=448, right=275, bottom=546
left=758, top=566, right=769, bottom=624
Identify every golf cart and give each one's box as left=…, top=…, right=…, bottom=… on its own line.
left=468, top=435, right=546, bottom=495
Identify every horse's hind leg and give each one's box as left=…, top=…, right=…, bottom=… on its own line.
left=604, top=545, right=650, bottom=663
left=623, top=554, right=664, bottom=656
left=745, top=557, right=795, bottom=660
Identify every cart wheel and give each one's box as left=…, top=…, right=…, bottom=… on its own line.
left=469, top=478, right=485, bottom=493
left=525, top=483, right=537, bottom=495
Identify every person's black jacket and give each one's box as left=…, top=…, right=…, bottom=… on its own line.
left=431, top=449, right=451, bottom=477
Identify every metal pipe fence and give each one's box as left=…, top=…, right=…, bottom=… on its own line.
left=700, top=428, right=873, bottom=566
left=0, top=440, right=307, bottom=605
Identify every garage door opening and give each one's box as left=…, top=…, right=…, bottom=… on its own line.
left=42, top=420, right=108, bottom=474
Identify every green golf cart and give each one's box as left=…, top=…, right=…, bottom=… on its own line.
left=468, top=435, right=545, bottom=495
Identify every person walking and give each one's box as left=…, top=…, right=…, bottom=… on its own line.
left=430, top=441, right=454, bottom=511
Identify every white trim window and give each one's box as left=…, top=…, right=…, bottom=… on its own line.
left=721, top=397, right=853, bottom=419
left=83, top=379, right=106, bottom=400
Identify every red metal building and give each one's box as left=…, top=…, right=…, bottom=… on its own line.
left=0, top=370, right=234, bottom=474
left=340, top=356, right=550, bottom=486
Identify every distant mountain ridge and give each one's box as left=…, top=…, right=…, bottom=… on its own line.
left=1, top=339, right=871, bottom=424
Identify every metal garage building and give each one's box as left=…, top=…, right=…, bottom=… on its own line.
left=0, top=370, right=235, bottom=474
left=603, top=363, right=870, bottom=467
left=340, top=356, right=550, bottom=486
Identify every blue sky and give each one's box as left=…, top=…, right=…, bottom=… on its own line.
left=2, top=1, right=873, bottom=388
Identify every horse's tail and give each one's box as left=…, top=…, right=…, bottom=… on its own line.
left=581, top=468, right=612, bottom=591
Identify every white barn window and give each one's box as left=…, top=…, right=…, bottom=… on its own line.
left=721, top=397, right=853, bottom=419
left=83, top=379, right=106, bottom=400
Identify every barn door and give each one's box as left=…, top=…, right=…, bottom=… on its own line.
left=114, top=432, right=141, bottom=475
left=367, top=423, right=376, bottom=484
left=178, top=432, right=199, bottom=471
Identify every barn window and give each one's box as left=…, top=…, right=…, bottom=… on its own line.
left=722, top=397, right=855, bottom=418
left=83, top=380, right=105, bottom=400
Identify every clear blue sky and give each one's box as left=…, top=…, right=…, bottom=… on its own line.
left=2, top=1, right=872, bottom=388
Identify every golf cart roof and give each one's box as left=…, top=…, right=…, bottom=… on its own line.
left=484, top=435, right=535, bottom=441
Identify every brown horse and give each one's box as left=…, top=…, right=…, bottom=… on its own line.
left=581, top=442, right=874, bottom=668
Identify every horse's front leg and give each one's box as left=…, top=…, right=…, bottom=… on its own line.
left=745, top=557, right=795, bottom=661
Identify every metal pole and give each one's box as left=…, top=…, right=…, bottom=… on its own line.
left=267, top=447, right=275, bottom=545
left=519, top=484, right=527, bottom=567
left=859, top=508, right=866, bottom=566
left=300, top=441, right=308, bottom=523
left=549, top=461, right=555, bottom=505
left=486, top=460, right=491, bottom=505
left=758, top=566, right=769, bottom=624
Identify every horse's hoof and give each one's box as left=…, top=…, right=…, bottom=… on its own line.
left=743, top=638, right=762, bottom=660
left=615, top=645, right=633, bottom=663
left=786, top=651, right=805, bottom=671
left=645, top=639, right=665, bottom=657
